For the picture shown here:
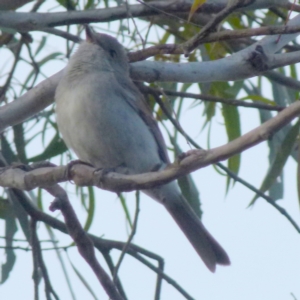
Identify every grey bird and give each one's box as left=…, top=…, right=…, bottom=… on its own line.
left=55, top=26, right=230, bottom=272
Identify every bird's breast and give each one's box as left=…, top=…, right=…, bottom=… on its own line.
left=55, top=74, right=162, bottom=174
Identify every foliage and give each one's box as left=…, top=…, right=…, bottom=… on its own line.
left=0, top=0, right=299, bottom=299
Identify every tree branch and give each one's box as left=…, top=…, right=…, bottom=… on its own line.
left=1, top=100, right=299, bottom=193
left=47, top=184, right=124, bottom=300
left=9, top=179, right=192, bottom=298
left=1, top=10, right=300, bottom=133
left=30, top=219, right=59, bottom=300
left=129, top=24, right=300, bottom=62
left=0, top=0, right=33, bottom=10
left=0, top=0, right=287, bottom=33
left=183, top=0, right=255, bottom=54
left=113, top=193, right=140, bottom=284
left=145, top=86, right=284, bottom=111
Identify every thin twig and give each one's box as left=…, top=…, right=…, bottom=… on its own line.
left=125, top=0, right=145, bottom=47
left=46, top=185, right=124, bottom=300
left=11, top=188, right=188, bottom=299
left=31, top=0, right=45, bottom=12
left=0, top=39, right=23, bottom=100
left=31, top=219, right=40, bottom=300
left=135, top=0, right=199, bottom=27
left=41, top=28, right=82, bottom=43
left=287, top=1, right=300, bottom=12
left=154, top=257, right=164, bottom=300
left=144, top=86, right=284, bottom=111
left=30, top=219, right=60, bottom=300
left=146, top=88, right=300, bottom=234
left=183, top=0, right=255, bottom=54
left=265, top=71, right=300, bottom=91
left=113, top=192, right=140, bottom=282
left=24, top=42, right=40, bottom=90
left=0, top=245, right=72, bottom=251
left=102, top=252, right=128, bottom=300
left=217, top=163, right=300, bottom=233
left=128, top=24, right=300, bottom=62
left=132, top=253, right=195, bottom=300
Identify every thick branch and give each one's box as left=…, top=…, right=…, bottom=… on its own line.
left=0, top=0, right=288, bottom=32
left=0, top=7, right=299, bottom=134
left=0, top=1, right=204, bottom=32
left=0, top=0, right=33, bottom=10
left=1, top=101, right=299, bottom=192
left=1, top=26, right=300, bottom=133
left=129, top=25, right=300, bottom=62
left=0, top=71, right=61, bottom=131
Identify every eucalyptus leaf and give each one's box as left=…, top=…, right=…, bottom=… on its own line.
left=250, top=120, right=300, bottom=205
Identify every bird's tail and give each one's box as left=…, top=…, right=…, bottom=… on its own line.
left=144, top=182, right=230, bottom=272
left=165, top=194, right=230, bottom=272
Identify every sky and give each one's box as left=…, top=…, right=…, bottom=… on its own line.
left=2, top=102, right=300, bottom=300
left=1, top=1, right=300, bottom=300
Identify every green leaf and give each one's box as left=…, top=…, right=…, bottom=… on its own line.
left=56, top=0, right=76, bottom=10
left=188, top=0, right=206, bottom=21
left=222, top=104, right=241, bottom=190
left=67, top=256, right=98, bottom=300
left=20, top=52, right=63, bottom=94
left=259, top=109, right=285, bottom=200
left=119, top=194, right=133, bottom=228
left=170, top=137, right=202, bottom=218
left=83, top=187, right=95, bottom=232
left=177, top=174, right=202, bottom=218
left=28, top=133, right=68, bottom=162
left=238, top=95, right=275, bottom=105
left=202, top=102, right=216, bottom=126
left=0, top=198, right=12, bottom=219
left=1, top=135, right=18, bottom=164
left=250, top=120, right=300, bottom=205
left=45, top=226, right=77, bottom=300
left=35, top=36, right=47, bottom=56
left=13, top=123, right=27, bottom=163
left=1, top=208, right=17, bottom=284
left=298, top=141, right=300, bottom=209
left=6, top=190, right=30, bottom=241
left=84, top=0, right=95, bottom=9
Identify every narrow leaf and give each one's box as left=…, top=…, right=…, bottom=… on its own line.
left=119, top=194, right=133, bottom=228
left=250, top=120, right=300, bottom=205
left=170, top=136, right=202, bottom=218
left=188, top=0, right=206, bottom=21
left=83, top=187, right=95, bottom=232
left=35, top=36, right=47, bottom=56
left=222, top=104, right=241, bottom=191
left=68, top=257, right=97, bottom=300
left=0, top=199, right=17, bottom=284
left=28, top=133, right=68, bottom=162
left=1, top=216, right=17, bottom=283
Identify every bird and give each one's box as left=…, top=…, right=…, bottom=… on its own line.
left=55, top=26, right=230, bottom=272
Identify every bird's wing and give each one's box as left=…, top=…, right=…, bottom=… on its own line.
left=117, top=77, right=171, bottom=165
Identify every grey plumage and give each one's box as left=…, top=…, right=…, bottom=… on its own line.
left=55, top=27, right=230, bottom=272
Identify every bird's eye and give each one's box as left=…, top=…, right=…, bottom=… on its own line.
left=109, top=49, right=117, bottom=58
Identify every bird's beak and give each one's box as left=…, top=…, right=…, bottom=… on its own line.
left=84, top=25, right=95, bottom=43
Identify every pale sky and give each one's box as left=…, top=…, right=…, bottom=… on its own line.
left=1, top=1, right=300, bottom=300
